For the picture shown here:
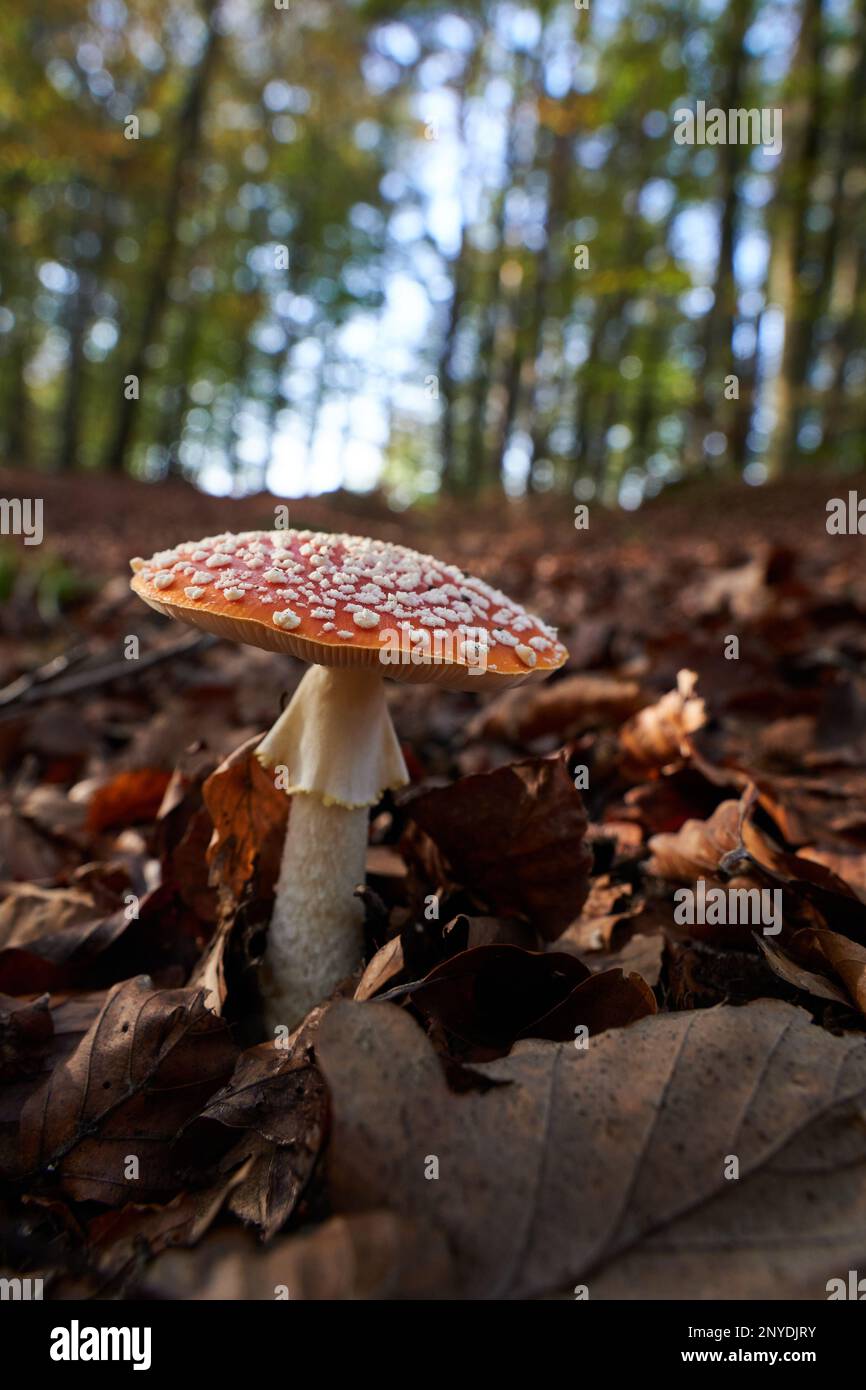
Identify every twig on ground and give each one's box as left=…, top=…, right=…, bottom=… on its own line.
left=0, top=631, right=217, bottom=711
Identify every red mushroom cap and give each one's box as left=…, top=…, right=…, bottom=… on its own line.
left=130, top=529, right=567, bottom=690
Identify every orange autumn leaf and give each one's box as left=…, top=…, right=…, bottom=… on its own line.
left=202, top=734, right=289, bottom=902
left=87, top=769, right=172, bottom=833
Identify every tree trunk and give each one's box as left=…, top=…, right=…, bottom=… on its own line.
left=526, top=131, right=571, bottom=492
left=765, top=0, right=826, bottom=477
left=102, top=0, right=220, bottom=475
left=685, top=0, right=755, bottom=473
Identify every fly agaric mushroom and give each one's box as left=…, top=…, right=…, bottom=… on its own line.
left=130, top=529, right=567, bottom=1029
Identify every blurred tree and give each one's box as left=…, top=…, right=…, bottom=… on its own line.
left=766, top=0, right=826, bottom=477
left=103, top=0, right=222, bottom=473
left=0, top=0, right=862, bottom=503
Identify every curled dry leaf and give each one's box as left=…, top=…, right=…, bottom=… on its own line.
left=736, top=767, right=866, bottom=852
left=317, top=998, right=866, bottom=1300
left=757, top=935, right=850, bottom=1007
left=355, top=913, right=539, bottom=1005
left=649, top=789, right=866, bottom=946
left=647, top=799, right=742, bottom=882
left=193, top=1040, right=327, bottom=1240
left=202, top=733, right=289, bottom=903
left=529, top=964, right=656, bottom=1044
left=798, top=846, right=866, bottom=902
left=170, top=807, right=220, bottom=923
left=620, top=669, right=706, bottom=771
left=402, top=754, right=591, bottom=940
left=87, top=1163, right=254, bottom=1281
left=728, top=798, right=866, bottom=942
left=645, top=797, right=764, bottom=947
left=556, top=875, right=645, bottom=954
left=778, top=928, right=866, bottom=1018
left=354, top=935, right=405, bottom=1002
left=157, top=746, right=220, bottom=924
left=732, top=799, right=863, bottom=900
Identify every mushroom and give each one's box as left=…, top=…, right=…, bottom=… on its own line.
left=130, top=528, right=567, bottom=1030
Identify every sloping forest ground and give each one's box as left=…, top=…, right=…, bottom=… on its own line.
left=1, top=467, right=866, bottom=1300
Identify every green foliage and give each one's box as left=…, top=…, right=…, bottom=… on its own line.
left=0, top=0, right=863, bottom=505
left=0, top=541, right=94, bottom=616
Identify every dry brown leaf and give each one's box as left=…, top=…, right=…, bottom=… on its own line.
left=648, top=793, right=866, bottom=944
left=786, top=928, right=866, bottom=1017
left=0, top=884, right=97, bottom=947
left=471, top=672, right=642, bottom=744
left=0, top=992, right=53, bottom=1082
left=402, top=754, right=591, bottom=940
left=354, top=935, right=405, bottom=1002
left=87, top=769, right=172, bottom=833
left=647, top=800, right=742, bottom=882
left=20, top=976, right=238, bottom=1203
left=0, top=887, right=130, bottom=994
left=584, top=932, right=665, bottom=987
left=556, top=875, right=645, bottom=953
left=194, top=1041, right=326, bottom=1239
left=391, top=942, right=654, bottom=1055
left=317, top=998, right=866, bottom=1299
left=798, top=846, right=866, bottom=902
left=0, top=805, right=68, bottom=881
left=683, top=553, right=775, bottom=621
left=87, top=1163, right=253, bottom=1280
left=757, top=936, right=850, bottom=1006
left=620, top=669, right=706, bottom=770
left=15, top=784, right=87, bottom=840
left=202, top=734, right=289, bottom=902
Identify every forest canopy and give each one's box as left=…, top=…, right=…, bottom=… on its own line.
left=0, top=0, right=864, bottom=507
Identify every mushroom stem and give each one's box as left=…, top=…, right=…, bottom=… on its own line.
left=260, top=793, right=368, bottom=1030
left=256, top=664, right=409, bottom=1032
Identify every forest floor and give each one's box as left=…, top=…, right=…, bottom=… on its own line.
left=1, top=466, right=866, bottom=1299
